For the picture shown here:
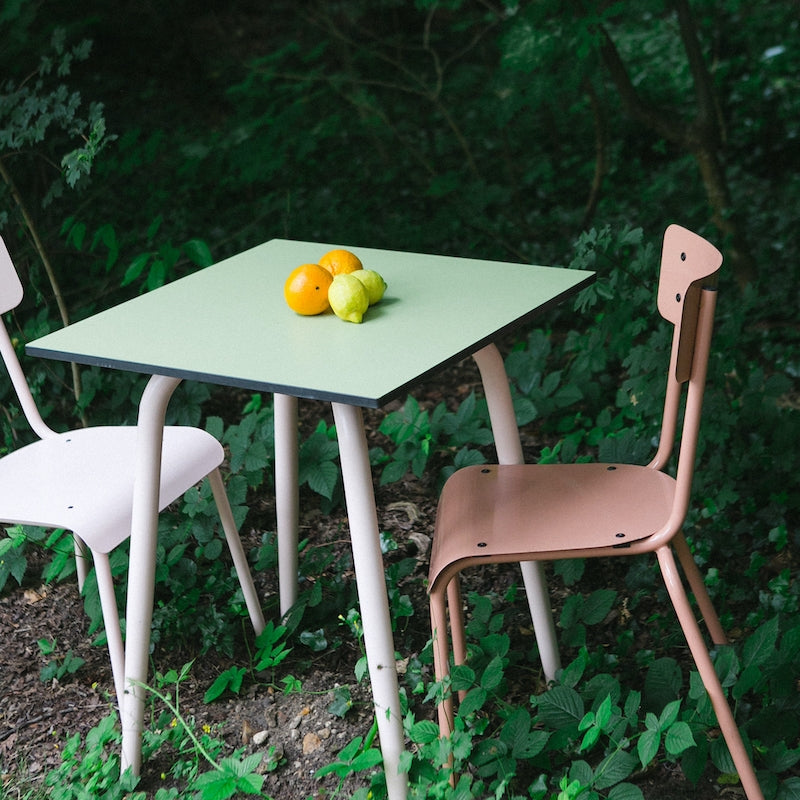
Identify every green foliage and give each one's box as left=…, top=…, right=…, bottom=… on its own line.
left=2, top=2, right=799, bottom=797
left=37, top=637, right=85, bottom=683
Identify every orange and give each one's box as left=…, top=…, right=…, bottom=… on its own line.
left=284, top=263, right=334, bottom=315
left=318, top=248, right=363, bottom=276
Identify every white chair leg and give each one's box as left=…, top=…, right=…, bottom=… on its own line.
left=207, top=468, right=265, bottom=636
left=74, top=534, right=89, bottom=592
left=92, top=551, right=126, bottom=706
left=520, top=561, right=561, bottom=682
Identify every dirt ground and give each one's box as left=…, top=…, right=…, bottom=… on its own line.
left=0, top=363, right=739, bottom=799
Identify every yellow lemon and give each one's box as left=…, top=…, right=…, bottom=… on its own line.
left=350, top=269, right=387, bottom=305
left=328, top=273, right=369, bottom=323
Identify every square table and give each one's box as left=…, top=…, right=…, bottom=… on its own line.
left=28, top=239, right=593, bottom=798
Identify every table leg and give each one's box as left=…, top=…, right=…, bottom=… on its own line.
left=121, top=374, right=182, bottom=775
left=274, top=393, right=300, bottom=616
left=471, top=344, right=561, bottom=682
left=331, top=403, right=408, bottom=800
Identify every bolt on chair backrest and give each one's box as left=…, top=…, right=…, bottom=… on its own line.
left=0, top=236, right=57, bottom=440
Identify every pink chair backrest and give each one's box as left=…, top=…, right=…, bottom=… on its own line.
left=657, top=224, right=723, bottom=383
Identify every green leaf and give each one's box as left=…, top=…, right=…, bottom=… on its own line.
left=204, top=666, right=246, bottom=703
left=664, top=721, right=695, bottom=756
left=409, top=720, right=440, bottom=744
left=657, top=699, right=681, bottom=730
left=742, top=616, right=779, bottom=670
left=122, top=252, right=151, bottom=287
left=595, top=693, right=614, bottom=729
left=349, top=749, right=384, bottom=771
left=581, top=588, right=617, bottom=625
left=536, top=685, right=585, bottom=728
left=480, top=655, right=505, bottom=691
left=594, top=749, right=637, bottom=790
left=637, top=729, right=660, bottom=768
left=458, top=687, right=487, bottom=717
left=183, top=238, right=213, bottom=267
left=607, top=783, right=645, bottom=800
left=328, top=686, right=353, bottom=719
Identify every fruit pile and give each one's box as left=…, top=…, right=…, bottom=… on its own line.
left=283, top=249, right=387, bottom=324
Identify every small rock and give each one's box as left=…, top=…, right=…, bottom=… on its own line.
left=252, top=729, right=269, bottom=746
left=302, top=732, right=322, bottom=754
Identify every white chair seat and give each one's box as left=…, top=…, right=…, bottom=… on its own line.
left=1, top=426, right=223, bottom=554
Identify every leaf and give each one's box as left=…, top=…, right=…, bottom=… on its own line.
left=349, top=748, right=384, bottom=771
left=664, top=721, right=695, bottom=756
left=480, top=655, right=505, bottom=691
left=409, top=720, right=440, bottom=744
left=536, top=685, right=585, bottom=728
left=458, top=687, right=487, bottom=717
left=644, top=658, right=682, bottom=711
left=741, top=616, right=780, bottom=670
left=183, top=238, right=213, bottom=267
left=594, top=749, right=637, bottom=790
left=122, top=252, right=151, bottom=287
left=327, top=686, right=352, bottom=718
left=657, top=699, right=681, bottom=730
left=581, top=589, right=616, bottom=625
left=607, top=783, right=645, bottom=800
left=299, top=628, right=328, bottom=652
left=204, top=667, right=245, bottom=703
left=638, top=729, right=660, bottom=768
left=595, top=694, right=614, bottom=730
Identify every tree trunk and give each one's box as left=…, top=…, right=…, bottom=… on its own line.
left=596, top=1, right=756, bottom=286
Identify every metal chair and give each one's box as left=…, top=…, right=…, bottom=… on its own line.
left=0, top=235, right=265, bottom=704
left=428, top=225, right=764, bottom=799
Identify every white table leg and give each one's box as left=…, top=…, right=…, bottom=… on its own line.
left=472, top=344, right=561, bottom=682
left=331, top=403, right=408, bottom=800
left=121, top=374, right=182, bottom=775
left=274, top=393, right=300, bottom=616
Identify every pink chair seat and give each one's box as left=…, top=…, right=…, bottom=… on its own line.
left=431, top=463, right=675, bottom=583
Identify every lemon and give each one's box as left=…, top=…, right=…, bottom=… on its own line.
left=328, top=273, right=369, bottom=323
left=350, top=269, right=387, bottom=305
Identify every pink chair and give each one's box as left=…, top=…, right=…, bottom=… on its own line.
left=0, top=235, right=265, bottom=704
left=428, top=225, right=764, bottom=799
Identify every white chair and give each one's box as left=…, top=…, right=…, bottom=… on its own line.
left=0, top=234, right=265, bottom=704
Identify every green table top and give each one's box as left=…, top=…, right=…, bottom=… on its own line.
left=28, top=239, right=594, bottom=407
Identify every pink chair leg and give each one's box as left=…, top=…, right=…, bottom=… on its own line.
left=446, top=577, right=469, bottom=702
left=657, top=547, right=764, bottom=800
left=208, top=468, right=265, bottom=636
left=672, top=533, right=728, bottom=645
left=430, top=584, right=456, bottom=739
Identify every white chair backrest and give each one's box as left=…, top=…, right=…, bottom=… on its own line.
left=0, top=235, right=56, bottom=440
left=1, top=236, right=24, bottom=315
